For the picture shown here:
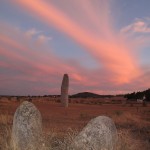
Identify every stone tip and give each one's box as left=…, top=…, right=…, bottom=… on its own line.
left=63, top=74, right=68, bottom=77
left=21, top=101, right=31, bottom=104
left=20, top=101, right=34, bottom=106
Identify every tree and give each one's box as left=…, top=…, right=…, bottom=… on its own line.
left=144, top=89, right=150, bottom=101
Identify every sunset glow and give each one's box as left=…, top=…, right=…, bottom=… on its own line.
left=0, top=0, right=150, bottom=95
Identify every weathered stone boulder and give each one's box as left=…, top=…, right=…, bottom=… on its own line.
left=11, top=101, right=43, bottom=150
left=72, top=116, right=117, bottom=150
left=61, top=74, right=69, bottom=107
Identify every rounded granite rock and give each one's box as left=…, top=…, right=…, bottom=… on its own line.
left=11, top=101, right=43, bottom=150
left=72, top=116, right=118, bottom=150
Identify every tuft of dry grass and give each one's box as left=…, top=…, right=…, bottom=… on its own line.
left=112, top=111, right=150, bottom=150
left=0, top=114, right=12, bottom=150
left=43, top=128, right=78, bottom=150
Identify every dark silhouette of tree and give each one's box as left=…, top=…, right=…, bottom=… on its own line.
left=144, top=89, right=150, bottom=101
left=124, top=92, right=136, bottom=100
left=124, top=89, right=150, bottom=101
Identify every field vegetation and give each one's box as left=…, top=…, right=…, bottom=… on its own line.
left=0, top=96, right=150, bottom=150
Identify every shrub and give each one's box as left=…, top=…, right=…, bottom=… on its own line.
left=114, top=110, right=123, bottom=116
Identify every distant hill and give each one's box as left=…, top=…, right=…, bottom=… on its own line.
left=70, top=92, right=114, bottom=98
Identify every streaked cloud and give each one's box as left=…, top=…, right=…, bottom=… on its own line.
left=14, top=0, right=141, bottom=84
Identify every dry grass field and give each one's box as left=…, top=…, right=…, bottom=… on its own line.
left=0, top=97, right=150, bottom=150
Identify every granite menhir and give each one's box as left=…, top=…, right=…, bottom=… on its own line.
left=61, top=74, right=69, bottom=107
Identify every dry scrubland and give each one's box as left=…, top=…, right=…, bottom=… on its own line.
left=0, top=97, right=150, bottom=150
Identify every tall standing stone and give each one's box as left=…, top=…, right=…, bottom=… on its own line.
left=61, top=74, right=69, bottom=107
left=11, top=101, right=43, bottom=150
left=72, top=116, right=118, bottom=150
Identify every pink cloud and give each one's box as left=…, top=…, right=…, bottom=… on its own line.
left=73, top=0, right=113, bottom=37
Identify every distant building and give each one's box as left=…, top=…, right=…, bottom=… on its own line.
left=137, top=95, right=146, bottom=103
left=137, top=99, right=143, bottom=103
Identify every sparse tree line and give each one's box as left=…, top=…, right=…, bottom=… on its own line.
left=124, top=89, right=150, bottom=101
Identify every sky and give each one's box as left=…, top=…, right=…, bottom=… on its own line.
left=0, top=0, right=150, bottom=96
